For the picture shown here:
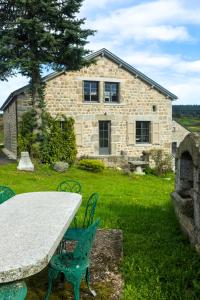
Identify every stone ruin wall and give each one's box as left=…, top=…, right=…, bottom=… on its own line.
left=172, top=133, right=200, bottom=251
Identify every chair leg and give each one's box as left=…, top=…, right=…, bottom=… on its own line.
left=86, top=268, right=96, bottom=297
left=45, top=268, right=59, bottom=300
left=73, top=280, right=81, bottom=300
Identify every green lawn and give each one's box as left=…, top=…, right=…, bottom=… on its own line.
left=1, top=163, right=200, bottom=299
left=175, top=117, right=200, bottom=132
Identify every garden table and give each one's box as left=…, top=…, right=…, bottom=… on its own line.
left=0, top=191, right=82, bottom=299
left=128, top=160, right=148, bottom=175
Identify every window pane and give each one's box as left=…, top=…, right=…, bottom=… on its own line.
left=104, top=82, right=119, bottom=102
left=136, top=121, right=150, bottom=143
left=111, top=84, right=117, bottom=92
left=91, top=93, right=98, bottom=101
left=84, top=82, right=90, bottom=88
left=105, top=83, right=110, bottom=92
left=111, top=92, right=117, bottom=102
left=104, top=91, right=110, bottom=102
left=84, top=81, right=98, bottom=102
left=91, top=82, right=97, bottom=89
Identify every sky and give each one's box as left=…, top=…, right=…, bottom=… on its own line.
left=1, top=0, right=200, bottom=108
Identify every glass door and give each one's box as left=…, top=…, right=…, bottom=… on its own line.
left=99, top=121, right=111, bottom=155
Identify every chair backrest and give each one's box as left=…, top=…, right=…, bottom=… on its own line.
left=73, top=218, right=100, bottom=261
left=57, top=180, right=82, bottom=194
left=83, top=192, right=99, bottom=228
left=0, top=186, right=16, bottom=205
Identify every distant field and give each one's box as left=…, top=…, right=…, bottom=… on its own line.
left=174, top=117, right=200, bottom=132
left=0, top=115, right=3, bottom=144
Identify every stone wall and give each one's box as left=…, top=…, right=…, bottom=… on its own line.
left=172, top=134, right=200, bottom=252
left=44, top=55, right=173, bottom=158
left=17, top=91, right=32, bottom=120
left=3, top=91, right=32, bottom=156
left=3, top=55, right=173, bottom=159
left=3, top=100, right=17, bottom=155
left=172, top=120, right=189, bottom=147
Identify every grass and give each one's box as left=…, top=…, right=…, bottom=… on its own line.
left=175, top=117, right=200, bottom=132
left=1, top=163, right=200, bottom=299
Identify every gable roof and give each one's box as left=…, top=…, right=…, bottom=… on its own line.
left=0, top=48, right=178, bottom=111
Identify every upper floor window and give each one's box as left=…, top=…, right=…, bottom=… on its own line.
left=104, top=82, right=119, bottom=103
left=152, top=105, right=157, bottom=112
left=84, top=81, right=99, bottom=102
left=59, top=121, right=67, bottom=131
left=136, top=121, right=151, bottom=143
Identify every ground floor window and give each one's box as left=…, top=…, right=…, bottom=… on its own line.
left=58, top=121, right=67, bottom=131
left=99, top=121, right=111, bottom=155
left=136, top=121, right=151, bottom=143
left=172, top=142, right=177, bottom=155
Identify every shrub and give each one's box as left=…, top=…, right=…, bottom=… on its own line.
left=18, top=111, right=77, bottom=165
left=78, top=159, right=105, bottom=172
left=18, top=109, right=37, bottom=156
left=149, top=149, right=172, bottom=176
left=144, top=166, right=157, bottom=175
left=41, top=115, right=77, bottom=165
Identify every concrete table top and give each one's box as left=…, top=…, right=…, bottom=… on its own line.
left=128, top=161, right=148, bottom=165
left=0, top=191, right=82, bottom=283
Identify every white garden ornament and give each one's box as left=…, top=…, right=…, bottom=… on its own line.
left=17, top=151, right=34, bottom=171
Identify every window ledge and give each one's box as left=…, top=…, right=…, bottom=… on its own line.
left=83, top=102, right=101, bottom=104
left=104, top=102, right=125, bottom=106
left=82, top=102, right=125, bottom=106
left=135, top=143, right=153, bottom=147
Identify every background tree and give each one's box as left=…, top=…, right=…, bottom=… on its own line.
left=0, top=0, right=94, bottom=139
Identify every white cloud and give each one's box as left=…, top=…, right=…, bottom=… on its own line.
left=170, top=78, right=200, bottom=105
left=120, top=49, right=200, bottom=104
left=140, top=26, right=190, bottom=42
left=82, top=0, right=115, bottom=9
left=86, top=0, right=200, bottom=42
left=0, top=76, right=29, bottom=109
left=176, top=60, right=200, bottom=73
left=123, top=51, right=177, bottom=69
left=123, top=50, right=200, bottom=75
left=80, top=0, right=125, bottom=15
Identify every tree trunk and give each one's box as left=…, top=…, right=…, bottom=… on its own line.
left=31, top=68, right=44, bottom=137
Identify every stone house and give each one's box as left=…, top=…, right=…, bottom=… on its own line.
left=172, top=120, right=190, bottom=155
left=0, top=48, right=189, bottom=162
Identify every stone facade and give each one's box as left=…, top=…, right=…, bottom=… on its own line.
left=3, top=100, right=17, bottom=154
left=44, top=56, right=172, bottom=159
left=3, top=91, right=32, bottom=155
left=172, top=120, right=189, bottom=155
left=2, top=49, right=178, bottom=161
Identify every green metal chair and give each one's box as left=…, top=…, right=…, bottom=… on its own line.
left=57, top=180, right=82, bottom=194
left=0, top=186, right=16, bottom=205
left=0, top=281, right=27, bottom=299
left=57, top=180, right=82, bottom=231
left=62, top=192, right=99, bottom=242
left=45, top=218, right=100, bottom=300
